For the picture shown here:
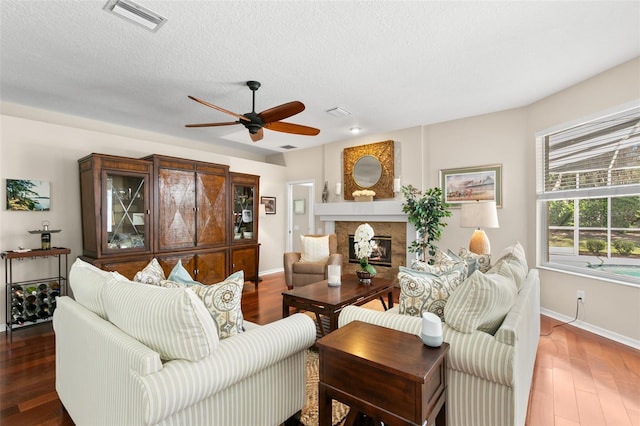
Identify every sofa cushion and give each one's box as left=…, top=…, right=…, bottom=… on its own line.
left=160, top=270, right=245, bottom=339
left=299, top=235, right=330, bottom=263
left=444, top=270, right=517, bottom=335
left=490, top=242, right=528, bottom=291
left=133, top=258, right=166, bottom=286
left=69, top=258, right=111, bottom=319
left=398, top=266, right=465, bottom=321
left=167, top=259, right=199, bottom=285
left=102, top=275, right=219, bottom=361
left=411, top=249, right=464, bottom=275
left=458, top=248, right=491, bottom=272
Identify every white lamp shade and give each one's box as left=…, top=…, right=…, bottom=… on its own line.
left=460, top=201, right=499, bottom=228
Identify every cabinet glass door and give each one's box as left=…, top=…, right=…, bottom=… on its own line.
left=105, top=173, right=148, bottom=252
left=232, top=184, right=255, bottom=241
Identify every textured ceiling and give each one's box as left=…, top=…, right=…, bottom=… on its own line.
left=1, top=1, right=639, bottom=157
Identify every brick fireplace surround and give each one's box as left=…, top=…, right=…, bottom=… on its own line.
left=315, top=201, right=411, bottom=282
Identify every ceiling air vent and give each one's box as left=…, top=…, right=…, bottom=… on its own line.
left=280, top=145, right=297, bottom=150
left=103, top=0, right=167, bottom=32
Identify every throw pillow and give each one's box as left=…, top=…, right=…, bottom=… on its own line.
left=160, top=270, right=245, bottom=339
left=398, top=266, right=465, bottom=321
left=458, top=248, right=491, bottom=272
left=448, top=249, right=477, bottom=277
left=101, top=275, right=219, bottom=361
left=444, top=270, right=517, bottom=335
left=68, top=258, right=112, bottom=319
left=299, top=235, right=330, bottom=263
left=133, top=258, right=166, bottom=285
left=490, top=242, right=528, bottom=291
left=167, top=259, right=199, bottom=285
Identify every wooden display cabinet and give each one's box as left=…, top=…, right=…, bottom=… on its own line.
left=230, top=172, right=260, bottom=283
left=79, top=153, right=153, bottom=259
left=78, top=153, right=260, bottom=286
left=145, top=155, right=229, bottom=252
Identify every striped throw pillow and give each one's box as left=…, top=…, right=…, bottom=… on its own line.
left=102, top=275, right=219, bottom=361
left=444, top=270, right=517, bottom=335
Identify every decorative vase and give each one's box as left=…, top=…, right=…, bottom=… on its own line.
left=356, top=270, right=372, bottom=285
left=354, top=195, right=373, bottom=202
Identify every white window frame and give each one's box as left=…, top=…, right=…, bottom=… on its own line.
left=536, top=100, right=640, bottom=286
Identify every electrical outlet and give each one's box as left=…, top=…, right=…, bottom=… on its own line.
left=577, top=290, right=585, bottom=303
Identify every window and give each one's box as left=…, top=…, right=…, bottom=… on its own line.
left=536, top=103, right=640, bottom=285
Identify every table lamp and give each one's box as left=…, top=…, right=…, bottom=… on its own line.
left=460, top=201, right=499, bottom=255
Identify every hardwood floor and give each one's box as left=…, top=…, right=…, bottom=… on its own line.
left=1, top=272, right=638, bottom=425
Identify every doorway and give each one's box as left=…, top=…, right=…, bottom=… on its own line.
left=286, top=180, right=315, bottom=252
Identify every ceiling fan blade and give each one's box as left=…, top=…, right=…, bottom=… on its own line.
left=258, top=101, right=305, bottom=123
left=265, top=121, right=320, bottom=136
left=185, top=121, right=239, bottom=128
left=188, top=95, right=250, bottom=122
left=250, top=128, right=264, bottom=142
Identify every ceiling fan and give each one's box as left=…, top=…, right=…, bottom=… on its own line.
left=186, top=81, right=320, bottom=142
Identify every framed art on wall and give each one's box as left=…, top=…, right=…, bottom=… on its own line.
left=6, top=179, right=51, bottom=211
left=439, top=164, right=502, bottom=207
left=293, top=199, right=305, bottom=215
left=261, top=196, right=276, bottom=214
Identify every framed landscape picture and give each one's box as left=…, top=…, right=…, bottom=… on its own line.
left=440, top=164, right=502, bottom=208
left=6, top=179, right=51, bottom=211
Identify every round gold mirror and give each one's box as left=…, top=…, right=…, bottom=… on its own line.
left=353, top=155, right=382, bottom=188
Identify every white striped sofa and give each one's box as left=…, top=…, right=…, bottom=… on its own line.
left=54, top=260, right=317, bottom=426
left=338, top=268, right=540, bottom=426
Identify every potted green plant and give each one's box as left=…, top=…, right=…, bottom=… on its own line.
left=401, top=184, right=451, bottom=263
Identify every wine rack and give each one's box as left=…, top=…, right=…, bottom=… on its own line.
left=2, top=247, right=70, bottom=340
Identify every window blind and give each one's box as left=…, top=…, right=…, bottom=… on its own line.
left=539, top=105, right=640, bottom=200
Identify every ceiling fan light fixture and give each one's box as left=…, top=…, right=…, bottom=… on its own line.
left=103, top=0, right=167, bottom=32
left=326, top=107, right=351, bottom=118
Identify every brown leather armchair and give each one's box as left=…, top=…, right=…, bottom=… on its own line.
left=283, top=234, right=344, bottom=289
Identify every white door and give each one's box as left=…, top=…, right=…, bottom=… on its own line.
left=286, top=180, right=314, bottom=252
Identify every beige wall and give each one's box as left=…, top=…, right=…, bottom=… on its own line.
left=282, top=57, right=640, bottom=345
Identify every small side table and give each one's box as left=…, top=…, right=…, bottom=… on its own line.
left=316, top=320, right=449, bottom=426
left=2, top=247, right=70, bottom=341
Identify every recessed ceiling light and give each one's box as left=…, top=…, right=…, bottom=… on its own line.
left=103, top=0, right=167, bottom=32
left=350, top=127, right=362, bottom=134
left=326, top=107, right=351, bottom=118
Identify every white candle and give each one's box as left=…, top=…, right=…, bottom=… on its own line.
left=335, top=182, right=342, bottom=196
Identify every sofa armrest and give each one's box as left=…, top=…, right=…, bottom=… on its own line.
left=338, top=305, right=423, bottom=335
left=141, top=313, right=316, bottom=425
left=339, top=305, right=514, bottom=387
left=54, top=296, right=162, bottom=425
left=442, top=325, right=514, bottom=387
left=283, top=252, right=302, bottom=288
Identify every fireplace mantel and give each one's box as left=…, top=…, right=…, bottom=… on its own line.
left=314, top=200, right=407, bottom=222
left=315, top=200, right=414, bottom=270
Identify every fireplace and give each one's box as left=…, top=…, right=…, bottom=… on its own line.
left=314, top=200, right=410, bottom=281
left=348, top=235, right=392, bottom=267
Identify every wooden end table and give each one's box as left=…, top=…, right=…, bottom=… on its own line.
left=316, top=320, right=449, bottom=426
left=282, top=275, right=393, bottom=337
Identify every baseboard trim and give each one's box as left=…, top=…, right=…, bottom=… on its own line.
left=540, top=307, right=640, bottom=350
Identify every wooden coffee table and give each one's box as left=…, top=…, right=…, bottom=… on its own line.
left=316, top=320, right=449, bottom=426
left=281, top=274, right=393, bottom=337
